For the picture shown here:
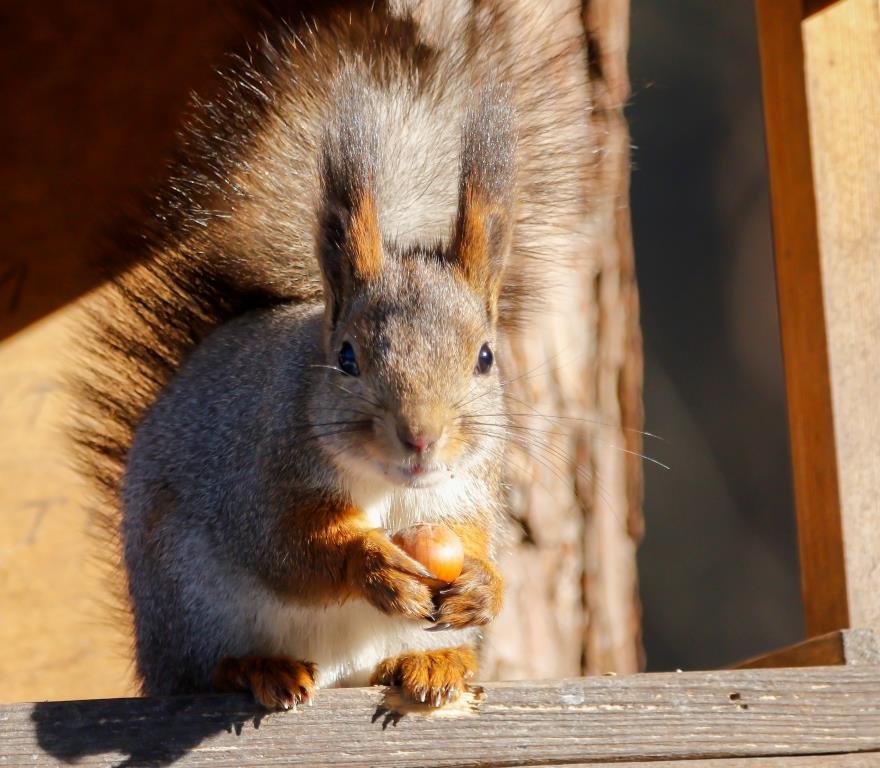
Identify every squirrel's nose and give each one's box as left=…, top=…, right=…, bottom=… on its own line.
left=396, top=424, right=442, bottom=455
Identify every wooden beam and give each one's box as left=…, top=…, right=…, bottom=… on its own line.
left=734, top=628, right=879, bottom=669
left=804, top=0, right=839, bottom=17
left=559, top=758, right=880, bottom=768
left=0, top=1, right=247, bottom=341
left=755, top=0, right=847, bottom=637
left=755, top=0, right=880, bottom=636
left=800, top=0, right=880, bottom=636
left=4, top=667, right=880, bottom=766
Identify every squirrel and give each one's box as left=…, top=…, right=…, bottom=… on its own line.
left=74, top=1, right=594, bottom=709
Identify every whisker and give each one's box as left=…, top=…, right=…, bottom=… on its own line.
left=458, top=425, right=624, bottom=523
left=449, top=430, right=625, bottom=524
left=452, top=346, right=663, bottom=442
left=329, top=381, right=382, bottom=410
left=464, top=401, right=664, bottom=441
left=503, top=390, right=665, bottom=441
left=298, top=419, right=374, bottom=429
left=447, top=434, right=575, bottom=500
left=299, top=424, right=372, bottom=443
left=458, top=419, right=669, bottom=470
left=458, top=428, right=581, bottom=488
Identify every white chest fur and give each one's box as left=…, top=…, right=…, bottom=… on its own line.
left=232, top=477, right=476, bottom=688
left=246, top=594, right=473, bottom=687
left=348, top=473, right=475, bottom=531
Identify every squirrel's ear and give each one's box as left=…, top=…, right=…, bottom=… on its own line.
left=318, top=191, right=383, bottom=307
left=451, top=182, right=512, bottom=322
left=449, top=85, right=516, bottom=322
left=317, top=91, right=383, bottom=326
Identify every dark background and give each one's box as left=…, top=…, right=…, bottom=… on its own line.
left=630, top=0, right=803, bottom=671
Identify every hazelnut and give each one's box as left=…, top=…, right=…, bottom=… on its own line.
left=391, top=523, right=464, bottom=585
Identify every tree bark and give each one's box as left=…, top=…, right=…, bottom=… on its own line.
left=482, top=0, right=644, bottom=678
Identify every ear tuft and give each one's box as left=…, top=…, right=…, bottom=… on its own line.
left=450, top=83, right=516, bottom=314
left=317, top=81, right=384, bottom=321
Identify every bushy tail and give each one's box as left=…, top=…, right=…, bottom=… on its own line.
left=70, top=36, right=314, bottom=632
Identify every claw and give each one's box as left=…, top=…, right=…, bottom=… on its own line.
left=405, top=564, right=434, bottom=580
left=433, top=690, right=442, bottom=707
left=425, top=622, right=452, bottom=632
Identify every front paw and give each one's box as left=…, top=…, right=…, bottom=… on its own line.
left=429, top=557, right=504, bottom=631
left=350, top=529, right=435, bottom=621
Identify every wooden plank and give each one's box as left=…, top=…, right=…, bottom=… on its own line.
left=546, top=758, right=880, bottom=768
left=0, top=314, right=138, bottom=703
left=754, top=0, right=880, bottom=637
left=800, top=0, right=880, bottom=637
left=0, top=1, right=245, bottom=341
left=3, top=667, right=880, bottom=767
left=735, top=629, right=880, bottom=669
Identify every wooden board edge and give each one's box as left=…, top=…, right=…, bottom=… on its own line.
left=733, top=628, right=879, bottom=669
left=4, top=666, right=880, bottom=767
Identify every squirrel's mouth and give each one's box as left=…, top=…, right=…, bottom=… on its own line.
left=385, top=460, right=450, bottom=488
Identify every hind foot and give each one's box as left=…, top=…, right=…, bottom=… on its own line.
left=212, top=656, right=317, bottom=710
left=370, top=646, right=476, bottom=707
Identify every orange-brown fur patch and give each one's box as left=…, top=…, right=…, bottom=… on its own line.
left=348, top=528, right=437, bottom=620
left=452, top=182, right=508, bottom=303
left=212, top=656, right=316, bottom=710
left=447, top=519, right=494, bottom=560
left=370, top=646, right=477, bottom=706
left=430, top=521, right=504, bottom=629
left=453, top=183, right=490, bottom=290
left=269, top=495, right=435, bottom=620
left=266, top=496, right=362, bottom=602
left=348, top=192, right=383, bottom=281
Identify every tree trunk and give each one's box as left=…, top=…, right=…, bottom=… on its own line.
left=482, top=0, right=644, bottom=678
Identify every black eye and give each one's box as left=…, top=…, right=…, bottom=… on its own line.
left=338, top=342, right=360, bottom=376
left=476, top=343, right=493, bottom=375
